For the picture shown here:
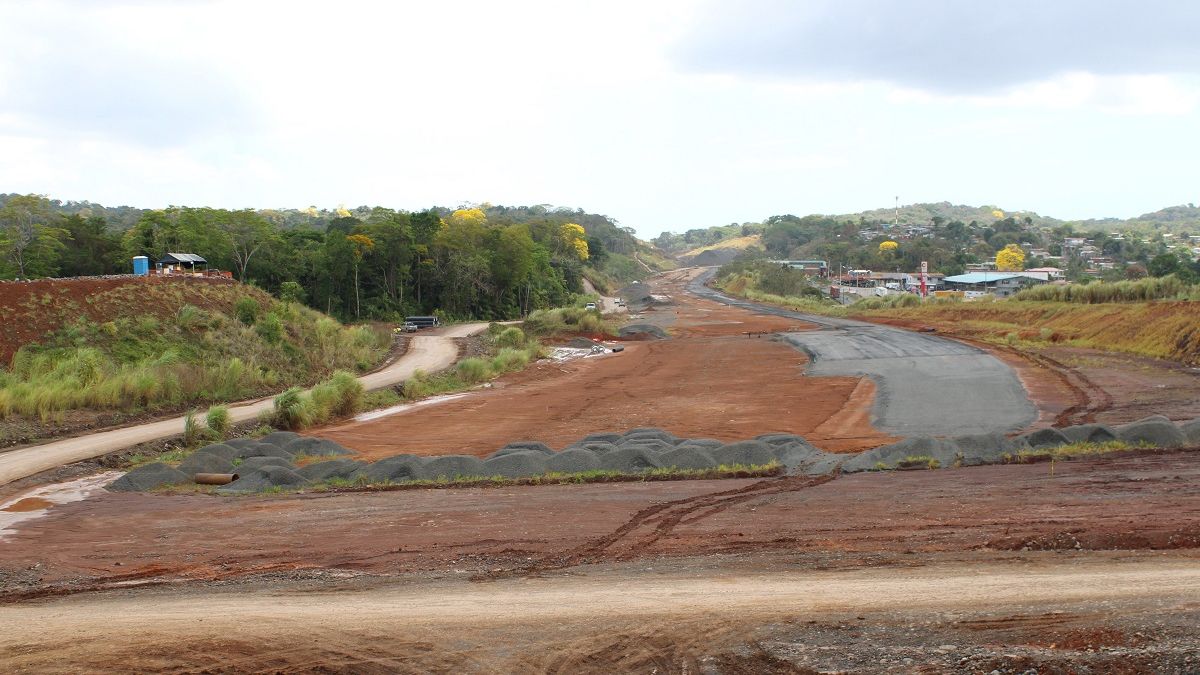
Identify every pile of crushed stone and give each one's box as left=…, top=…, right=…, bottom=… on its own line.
left=108, top=416, right=1200, bottom=494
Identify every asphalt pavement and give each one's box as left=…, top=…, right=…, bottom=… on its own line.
left=688, top=270, right=1036, bottom=437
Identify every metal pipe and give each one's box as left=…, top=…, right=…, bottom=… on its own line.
left=194, top=473, right=238, bottom=485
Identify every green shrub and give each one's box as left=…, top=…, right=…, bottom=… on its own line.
left=183, top=409, right=207, bottom=446
left=278, top=281, right=305, bottom=306
left=456, top=357, right=494, bottom=384
left=271, top=386, right=315, bottom=430
left=578, top=313, right=604, bottom=333
left=309, top=370, right=364, bottom=422
left=235, top=297, right=260, bottom=325
left=176, top=304, right=208, bottom=331
left=255, top=312, right=284, bottom=344
left=205, top=404, right=231, bottom=438
left=495, top=326, right=526, bottom=348
left=491, top=347, right=531, bottom=373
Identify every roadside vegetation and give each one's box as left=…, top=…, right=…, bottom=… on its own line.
left=0, top=285, right=389, bottom=424
left=158, top=461, right=785, bottom=495
left=397, top=323, right=546, bottom=405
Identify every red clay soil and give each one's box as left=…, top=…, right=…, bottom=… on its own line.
left=319, top=270, right=896, bottom=458
left=0, top=276, right=252, bottom=366
left=3, top=449, right=1197, bottom=595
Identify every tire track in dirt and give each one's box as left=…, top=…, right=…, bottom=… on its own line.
left=952, top=336, right=1113, bottom=426
left=480, top=474, right=838, bottom=579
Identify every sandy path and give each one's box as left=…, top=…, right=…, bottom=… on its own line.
left=581, top=277, right=627, bottom=314
left=0, top=323, right=487, bottom=486
left=2, top=557, right=1195, bottom=671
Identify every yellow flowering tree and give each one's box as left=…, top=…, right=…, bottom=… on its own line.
left=995, top=243, right=1026, bottom=271
left=560, top=223, right=589, bottom=261
left=878, top=240, right=898, bottom=254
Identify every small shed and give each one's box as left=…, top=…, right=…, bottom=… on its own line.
left=157, top=253, right=208, bottom=275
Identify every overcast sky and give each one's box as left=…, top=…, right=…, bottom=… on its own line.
left=1, top=1, right=1198, bottom=237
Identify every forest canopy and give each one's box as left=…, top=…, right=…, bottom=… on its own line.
left=0, top=195, right=671, bottom=321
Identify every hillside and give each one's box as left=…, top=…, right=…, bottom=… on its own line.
left=0, top=276, right=388, bottom=441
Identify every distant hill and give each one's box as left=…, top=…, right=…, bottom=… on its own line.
left=655, top=201, right=1200, bottom=254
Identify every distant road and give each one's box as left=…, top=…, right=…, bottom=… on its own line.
left=581, top=278, right=628, bottom=314
left=0, top=323, right=487, bottom=487
left=687, top=269, right=1035, bottom=437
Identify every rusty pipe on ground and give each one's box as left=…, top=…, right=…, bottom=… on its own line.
left=194, top=473, right=238, bottom=485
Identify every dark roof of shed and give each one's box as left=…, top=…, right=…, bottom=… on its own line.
left=159, top=253, right=207, bottom=264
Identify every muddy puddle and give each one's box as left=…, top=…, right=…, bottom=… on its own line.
left=0, top=471, right=121, bottom=539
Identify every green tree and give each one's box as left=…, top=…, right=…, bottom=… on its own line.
left=59, top=214, right=121, bottom=276
left=346, top=233, right=375, bottom=319
left=217, top=209, right=277, bottom=281
left=0, top=195, right=67, bottom=278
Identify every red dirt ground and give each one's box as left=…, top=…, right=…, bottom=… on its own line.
left=2, top=448, right=1197, bottom=595
left=319, top=270, right=896, bottom=458
left=0, top=275, right=253, bottom=366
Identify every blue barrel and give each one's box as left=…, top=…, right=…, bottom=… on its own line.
left=132, top=256, right=149, bottom=276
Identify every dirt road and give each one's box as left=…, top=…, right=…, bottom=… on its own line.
left=0, top=323, right=487, bottom=487
left=319, top=270, right=895, bottom=457
left=581, top=277, right=627, bottom=314
left=2, top=555, right=1196, bottom=672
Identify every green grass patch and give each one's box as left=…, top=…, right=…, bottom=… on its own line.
left=299, top=460, right=784, bottom=493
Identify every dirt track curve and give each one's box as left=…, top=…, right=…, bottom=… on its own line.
left=2, top=556, right=1196, bottom=672
left=0, top=323, right=487, bottom=486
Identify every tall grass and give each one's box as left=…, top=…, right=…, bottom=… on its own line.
left=0, top=292, right=388, bottom=421
left=523, top=306, right=614, bottom=336
left=268, top=370, right=366, bottom=430
left=206, top=404, right=231, bottom=438
left=1013, top=274, right=1198, bottom=303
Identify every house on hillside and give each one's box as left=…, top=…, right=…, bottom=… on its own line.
left=772, top=260, right=829, bottom=277
left=157, top=253, right=208, bottom=275
left=1026, top=266, right=1066, bottom=280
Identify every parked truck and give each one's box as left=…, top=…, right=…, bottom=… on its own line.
left=404, top=315, right=441, bottom=329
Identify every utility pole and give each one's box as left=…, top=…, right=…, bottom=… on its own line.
left=894, top=195, right=900, bottom=226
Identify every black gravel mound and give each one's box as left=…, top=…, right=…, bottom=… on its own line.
left=618, top=323, right=669, bottom=340
left=421, top=455, right=486, bottom=480
left=217, top=466, right=307, bottom=493
left=107, top=416, right=1200, bottom=495
left=600, top=447, right=664, bottom=473
left=238, top=456, right=295, bottom=472
left=194, top=443, right=239, bottom=461
left=1060, top=424, right=1118, bottom=444
left=1117, top=419, right=1187, bottom=448
left=177, top=452, right=234, bottom=476
left=352, top=455, right=424, bottom=482
left=547, top=448, right=603, bottom=473
left=298, top=459, right=364, bottom=482
left=1018, top=428, right=1071, bottom=449
left=483, top=452, right=548, bottom=478
left=107, top=463, right=190, bottom=492
left=282, top=437, right=353, bottom=457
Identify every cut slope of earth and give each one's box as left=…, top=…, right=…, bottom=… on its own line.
left=0, top=276, right=388, bottom=444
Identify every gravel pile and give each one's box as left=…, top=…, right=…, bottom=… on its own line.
left=108, top=417, right=1200, bottom=494
left=617, top=323, right=669, bottom=340
left=106, top=463, right=190, bottom=492
left=616, top=282, right=654, bottom=309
